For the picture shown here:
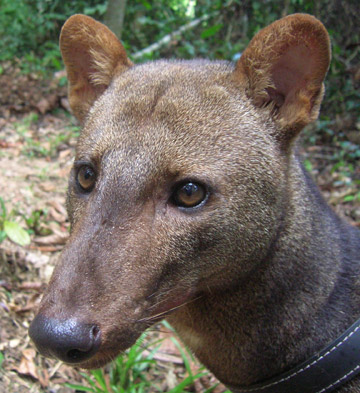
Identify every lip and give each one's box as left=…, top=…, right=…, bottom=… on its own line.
left=76, top=349, right=120, bottom=369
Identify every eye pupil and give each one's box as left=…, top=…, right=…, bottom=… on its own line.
left=184, top=183, right=196, bottom=196
left=84, top=168, right=92, bottom=179
left=173, top=182, right=206, bottom=208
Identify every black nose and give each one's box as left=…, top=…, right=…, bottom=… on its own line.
left=29, top=314, right=101, bottom=363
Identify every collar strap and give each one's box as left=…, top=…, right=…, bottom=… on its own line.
left=227, top=319, right=360, bottom=393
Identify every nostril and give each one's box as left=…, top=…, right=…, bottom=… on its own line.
left=29, top=315, right=101, bottom=364
left=67, top=348, right=91, bottom=361
left=65, top=324, right=101, bottom=362
left=67, top=348, right=86, bottom=361
left=91, top=325, right=100, bottom=339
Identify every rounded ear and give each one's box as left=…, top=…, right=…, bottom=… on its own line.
left=235, top=14, right=331, bottom=140
left=60, top=14, right=133, bottom=123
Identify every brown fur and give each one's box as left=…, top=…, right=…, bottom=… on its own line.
left=30, top=14, right=360, bottom=391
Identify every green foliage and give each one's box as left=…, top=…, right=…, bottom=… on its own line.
left=0, top=197, right=31, bottom=246
left=65, top=331, right=160, bottom=393
left=201, top=24, right=223, bottom=39
left=343, top=191, right=360, bottom=203
left=1, top=0, right=359, bottom=117
left=3, top=221, right=31, bottom=246
left=64, top=324, right=221, bottom=393
left=0, top=0, right=103, bottom=73
left=14, top=114, right=80, bottom=158
left=303, top=159, right=313, bottom=172
left=24, top=209, right=52, bottom=236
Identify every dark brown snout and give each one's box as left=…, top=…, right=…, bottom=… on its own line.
left=29, top=314, right=101, bottom=364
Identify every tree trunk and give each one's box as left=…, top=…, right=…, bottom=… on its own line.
left=104, top=0, right=127, bottom=40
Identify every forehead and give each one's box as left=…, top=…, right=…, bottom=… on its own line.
left=77, top=60, right=266, bottom=170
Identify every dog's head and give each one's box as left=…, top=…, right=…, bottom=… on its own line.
left=29, top=14, right=330, bottom=369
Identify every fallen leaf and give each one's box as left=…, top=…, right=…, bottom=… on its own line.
left=39, top=182, right=56, bottom=192
left=0, top=140, right=21, bottom=149
left=9, top=339, right=21, bottom=348
left=48, top=206, right=66, bottom=223
left=60, top=97, right=71, bottom=112
left=36, top=95, right=58, bottom=114
left=13, top=348, right=49, bottom=388
left=59, top=148, right=72, bottom=160
left=30, top=245, right=63, bottom=252
left=58, top=165, right=72, bottom=178
left=48, top=199, right=67, bottom=216
left=13, top=348, right=38, bottom=380
left=33, top=232, right=68, bottom=246
left=18, top=282, right=43, bottom=291
left=10, top=293, right=40, bottom=313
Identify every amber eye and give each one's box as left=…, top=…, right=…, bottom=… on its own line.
left=77, top=165, right=96, bottom=192
left=172, top=182, right=207, bottom=208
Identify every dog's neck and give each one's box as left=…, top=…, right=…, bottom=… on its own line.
left=168, top=158, right=360, bottom=388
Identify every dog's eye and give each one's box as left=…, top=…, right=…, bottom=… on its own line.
left=172, top=182, right=207, bottom=208
left=77, top=165, right=96, bottom=192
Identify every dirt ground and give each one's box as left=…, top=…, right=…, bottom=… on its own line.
left=0, top=68, right=359, bottom=393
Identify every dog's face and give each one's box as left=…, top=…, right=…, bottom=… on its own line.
left=40, top=61, right=284, bottom=367
left=29, top=14, right=330, bottom=370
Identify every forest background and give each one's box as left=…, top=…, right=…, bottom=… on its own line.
left=0, top=1, right=359, bottom=392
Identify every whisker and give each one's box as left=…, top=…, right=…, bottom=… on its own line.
left=146, top=286, right=195, bottom=311
left=137, top=294, right=203, bottom=323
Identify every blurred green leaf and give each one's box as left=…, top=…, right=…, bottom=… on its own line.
left=0, top=231, right=6, bottom=243
left=304, top=159, right=313, bottom=172
left=201, top=24, right=223, bottom=39
left=4, top=221, right=31, bottom=246
left=0, top=197, right=6, bottom=219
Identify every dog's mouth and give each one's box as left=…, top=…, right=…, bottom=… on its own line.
left=40, top=287, right=197, bottom=369
left=75, top=347, right=126, bottom=369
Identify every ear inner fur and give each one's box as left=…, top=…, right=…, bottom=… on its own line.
left=60, top=14, right=132, bottom=123
left=235, top=13, right=331, bottom=139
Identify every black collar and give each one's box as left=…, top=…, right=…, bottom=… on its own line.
left=227, top=319, right=360, bottom=393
